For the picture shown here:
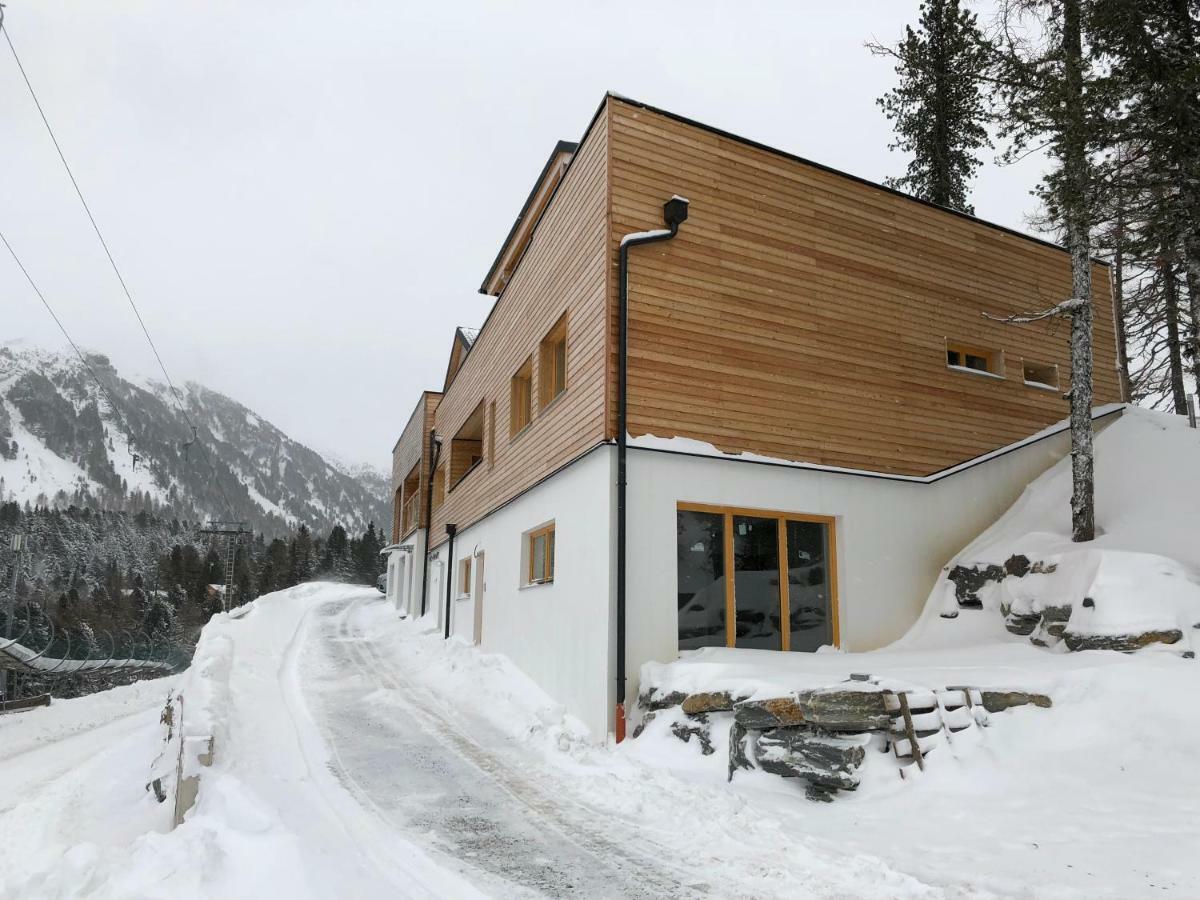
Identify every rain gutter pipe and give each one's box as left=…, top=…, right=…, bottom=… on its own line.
left=443, top=523, right=457, bottom=640
left=615, top=194, right=689, bottom=743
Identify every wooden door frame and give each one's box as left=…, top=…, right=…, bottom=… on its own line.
left=473, top=550, right=485, bottom=646
left=677, top=502, right=840, bottom=650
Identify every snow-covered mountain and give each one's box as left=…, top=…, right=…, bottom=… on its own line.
left=0, top=344, right=390, bottom=536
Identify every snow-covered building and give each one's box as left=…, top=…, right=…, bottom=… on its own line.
left=387, top=94, right=1124, bottom=740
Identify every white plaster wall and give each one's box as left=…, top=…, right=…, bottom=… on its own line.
left=383, top=530, right=426, bottom=618
left=623, top=424, right=1098, bottom=706
left=427, top=447, right=614, bottom=738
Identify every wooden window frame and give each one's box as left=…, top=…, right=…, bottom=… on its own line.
left=430, top=461, right=447, bottom=513
left=458, top=555, right=473, bottom=598
left=487, top=400, right=496, bottom=470
left=525, top=522, right=555, bottom=586
left=945, top=340, right=1003, bottom=378
left=676, top=502, right=839, bottom=651
left=510, top=355, right=533, bottom=438
left=538, top=313, right=568, bottom=411
left=1021, top=358, right=1060, bottom=391
left=400, top=461, right=421, bottom=537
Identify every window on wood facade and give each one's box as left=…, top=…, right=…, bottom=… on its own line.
left=400, top=462, right=420, bottom=535
left=430, top=462, right=446, bottom=513
left=524, top=522, right=555, bottom=585
left=449, top=403, right=485, bottom=490
left=1022, top=360, right=1060, bottom=390
left=459, top=555, right=472, bottom=597
left=946, top=341, right=1000, bottom=376
left=487, top=401, right=496, bottom=470
left=538, top=314, right=568, bottom=409
left=510, top=356, right=533, bottom=436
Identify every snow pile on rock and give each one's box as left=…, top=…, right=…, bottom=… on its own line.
left=917, top=406, right=1200, bottom=654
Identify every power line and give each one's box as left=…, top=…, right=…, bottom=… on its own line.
left=0, top=229, right=141, bottom=457
left=1, top=16, right=237, bottom=520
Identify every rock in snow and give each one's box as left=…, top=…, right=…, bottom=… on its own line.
left=1063, top=629, right=1183, bottom=652
left=733, top=690, right=890, bottom=732
left=754, top=728, right=869, bottom=792
left=979, top=691, right=1053, bottom=713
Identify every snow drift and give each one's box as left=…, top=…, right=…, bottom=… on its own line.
left=909, top=406, right=1200, bottom=652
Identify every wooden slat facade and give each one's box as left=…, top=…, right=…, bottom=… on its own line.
left=391, top=390, right=440, bottom=541
left=403, top=94, right=1124, bottom=545
left=606, top=98, right=1122, bottom=476
left=427, top=112, right=610, bottom=540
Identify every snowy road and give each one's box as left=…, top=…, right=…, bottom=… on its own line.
left=299, top=596, right=705, bottom=899
left=2, top=584, right=1072, bottom=899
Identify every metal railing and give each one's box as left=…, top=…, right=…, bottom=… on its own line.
left=0, top=607, right=184, bottom=704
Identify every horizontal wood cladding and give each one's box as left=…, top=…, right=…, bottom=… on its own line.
left=607, top=99, right=1121, bottom=476
left=428, top=113, right=610, bottom=540
left=391, top=391, right=440, bottom=538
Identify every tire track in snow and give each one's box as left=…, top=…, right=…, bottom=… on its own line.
left=276, top=590, right=483, bottom=900
left=307, top=595, right=707, bottom=899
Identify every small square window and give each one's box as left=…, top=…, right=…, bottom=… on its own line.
left=459, top=556, right=472, bottom=596
left=946, top=341, right=1000, bottom=376
left=1023, top=360, right=1060, bottom=390
left=510, top=356, right=533, bottom=436
left=525, top=523, right=555, bottom=585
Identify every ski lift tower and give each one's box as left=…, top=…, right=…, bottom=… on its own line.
left=199, top=521, right=249, bottom=613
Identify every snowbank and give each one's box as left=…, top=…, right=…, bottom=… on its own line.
left=0, top=584, right=479, bottom=899
left=907, top=406, right=1200, bottom=651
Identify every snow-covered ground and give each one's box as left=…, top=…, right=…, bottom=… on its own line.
left=2, top=408, right=1196, bottom=898
left=4, top=582, right=1198, bottom=898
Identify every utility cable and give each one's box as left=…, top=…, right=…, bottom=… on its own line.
left=0, top=229, right=141, bottom=455
left=2, top=18, right=238, bottom=520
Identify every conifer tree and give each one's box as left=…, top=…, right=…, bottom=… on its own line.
left=991, top=0, right=1109, bottom=542
left=1091, top=0, right=1200, bottom=401
left=868, top=0, right=992, bottom=212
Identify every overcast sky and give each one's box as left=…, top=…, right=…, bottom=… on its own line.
left=1, top=1, right=1051, bottom=470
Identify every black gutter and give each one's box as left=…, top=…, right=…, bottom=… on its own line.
left=615, top=195, right=689, bottom=742
left=419, top=430, right=442, bottom=617
left=443, top=523, right=457, bottom=640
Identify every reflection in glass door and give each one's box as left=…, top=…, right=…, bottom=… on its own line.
left=676, top=504, right=837, bottom=653
left=786, top=520, right=832, bottom=651
left=732, top=516, right=782, bottom=650
left=676, top=509, right=727, bottom=650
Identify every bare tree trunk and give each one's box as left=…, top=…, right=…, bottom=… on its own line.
left=1063, top=0, right=1095, bottom=543
left=1067, top=232, right=1096, bottom=542
left=1161, top=255, right=1189, bottom=413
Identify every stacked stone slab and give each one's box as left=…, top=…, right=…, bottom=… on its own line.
left=637, top=682, right=1052, bottom=801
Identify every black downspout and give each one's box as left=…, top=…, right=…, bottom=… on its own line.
left=616, top=195, right=689, bottom=742
left=419, top=430, right=441, bottom=617
left=443, top=524, right=457, bottom=639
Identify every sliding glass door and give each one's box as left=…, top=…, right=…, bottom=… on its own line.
left=676, top=504, right=836, bottom=652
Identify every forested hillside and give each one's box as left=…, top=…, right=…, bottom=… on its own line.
left=0, top=500, right=386, bottom=698
left=0, top=344, right=391, bottom=536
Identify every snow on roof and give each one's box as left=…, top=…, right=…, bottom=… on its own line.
left=458, top=327, right=480, bottom=348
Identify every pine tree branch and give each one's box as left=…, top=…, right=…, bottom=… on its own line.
left=982, top=297, right=1089, bottom=324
